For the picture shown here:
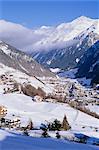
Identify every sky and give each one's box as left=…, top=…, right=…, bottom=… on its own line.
left=0, top=0, right=99, bottom=28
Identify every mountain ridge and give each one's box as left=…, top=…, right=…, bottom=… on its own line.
left=32, top=23, right=99, bottom=70
left=0, top=41, right=55, bottom=77
left=76, top=41, right=99, bottom=85
left=0, top=16, right=98, bottom=52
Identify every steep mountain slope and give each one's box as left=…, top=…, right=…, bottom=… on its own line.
left=0, top=41, right=55, bottom=77
left=32, top=17, right=99, bottom=69
left=33, top=30, right=99, bottom=69
left=76, top=41, right=99, bottom=85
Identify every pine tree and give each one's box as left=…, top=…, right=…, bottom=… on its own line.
left=42, top=129, right=49, bottom=138
left=23, top=129, right=29, bottom=136
left=62, top=115, right=71, bottom=130
left=56, top=131, right=61, bottom=139
left=47, top=119, right=61, bottom=131
left=51, top=119, right=61, bottom=131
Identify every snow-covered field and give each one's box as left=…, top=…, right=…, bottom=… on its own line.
left=0, top=93, right=99, bottom=138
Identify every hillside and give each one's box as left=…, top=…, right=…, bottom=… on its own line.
left=0, top=41, right=55, bottom=77
left=0, top=93, right=99, bottom=149
left=76, top=41, right=99, bottom=85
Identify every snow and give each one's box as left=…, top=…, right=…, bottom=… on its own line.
left=0, top=93, right=99, bottom=138
left=77, top=77, right=91, bottom=86
left=0, top=44, right=9, bottom=55
left=58, top=68, right=78, bottom=78
left=46, top=60, right=51, bottom=65
left=50, top=68, right=61, bottom=73
left=76, top=58, right=80, bottom=63
left=0, top=129, right=99, bottom=150
left=86, top=104, right=99, bottom=115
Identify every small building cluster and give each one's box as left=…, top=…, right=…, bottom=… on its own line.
left=0, top=105, right=21, bottom=128
left=0, top=105, right=7, bottom=119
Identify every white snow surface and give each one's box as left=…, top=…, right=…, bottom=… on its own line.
left=58, top=68, right=78, bottom=78
left=50, top=68, right=61, bottom=73
left=0, top=93, right=99, bottom=149
left=1, top=129, right=99, bottom=150
left=86, top=104, right=99, bottom=115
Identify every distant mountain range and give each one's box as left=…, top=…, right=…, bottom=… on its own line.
left=32, top=16, right=99, bottom=70
left=31, top=16, right=99, bottom=85
left=0, top=41, right=55, bottom=77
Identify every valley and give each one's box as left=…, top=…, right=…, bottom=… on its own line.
left=0, top=61, right=99, bottom=149
left=0, top=16, right=99, bottom=150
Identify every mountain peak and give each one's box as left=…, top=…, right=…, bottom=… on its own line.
left=72, top=16, right=94, bottom=24
left=77, top=16, right=91, bottom=20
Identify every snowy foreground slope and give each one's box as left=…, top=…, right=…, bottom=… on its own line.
left=0, top=129, right=99, bottom=150
left=0, top=93, right=99, bottom=138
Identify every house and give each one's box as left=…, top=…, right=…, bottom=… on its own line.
left=0, top=105, right=7, bottom=119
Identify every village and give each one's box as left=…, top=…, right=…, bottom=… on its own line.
left=0, top=69, right=99, bottom=146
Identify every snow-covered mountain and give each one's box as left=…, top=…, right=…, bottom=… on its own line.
left=32, top=16, right=98, bottom=50
left=0, top=41, right=55, bottom=77
left=32, top=17, right=99, bottom=69
left=0, top=16, right=98, bottom=52
left=0, top=16, right=98, bottom=70
left=76, top=41, right=99, bottom=85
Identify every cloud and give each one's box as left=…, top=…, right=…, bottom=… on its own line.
left=0, top=20, right=71, bottom=53
left=0, top=17, right=96, bottom=53
left=0, top=20, right=48, bottom=52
